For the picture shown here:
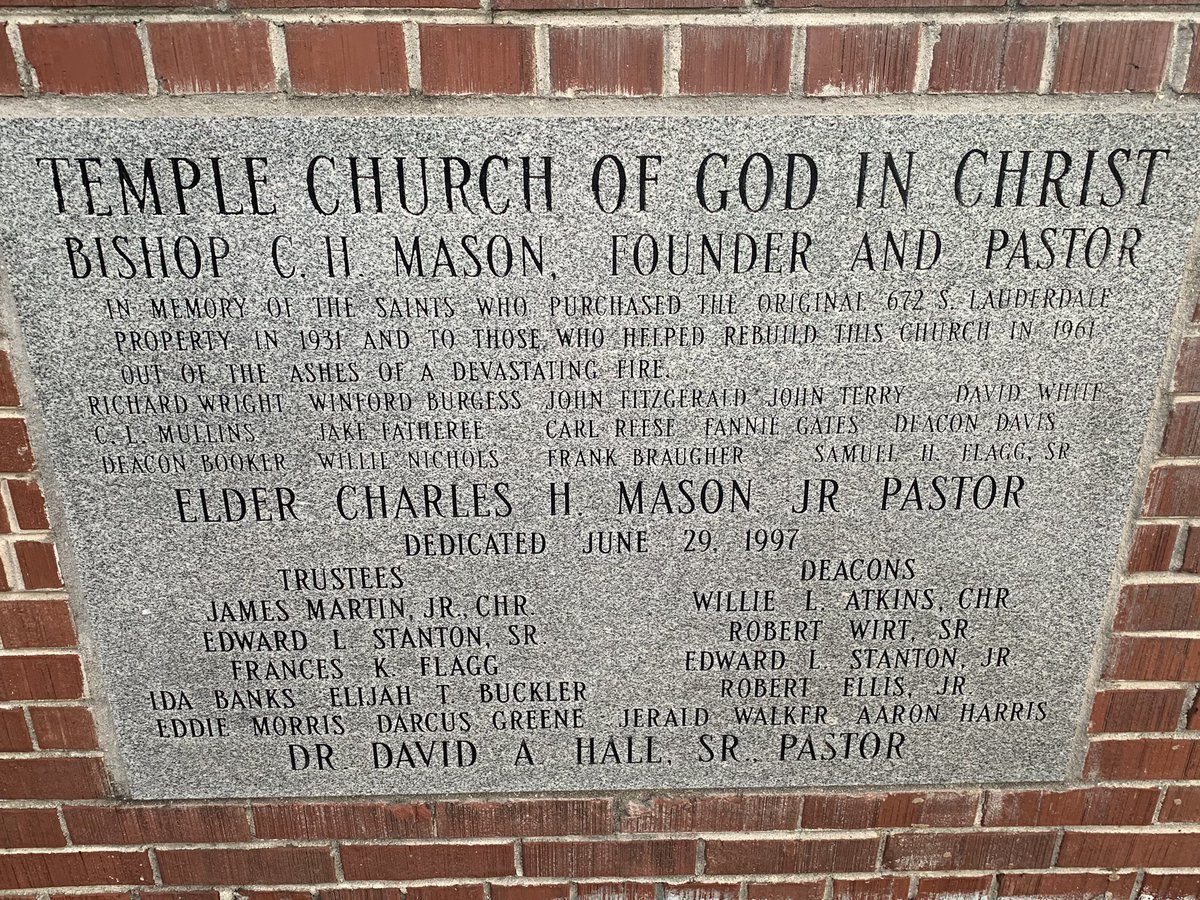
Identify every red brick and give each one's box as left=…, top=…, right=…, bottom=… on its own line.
left=747, top=884, right=825, bottom=900
left=318, top=891, right=403, bottom=900
left=523, top=839, right=695, bottom=877
left=1160, top=786, right=1200, bottom=822
left=1185, top=38, right=1200, bottom=94
left=706, top=838, right=878, bottom=875
left=7, top=480, right=48, bottom=531
left=929, top=23, right=1046, bottom=93
left=779, top=0, right=998, bottom=5
left=0, top=555, right=9, bottom=590
left=158, top=848, right=335, bottom=886
left=0, top=28, right=20, bottom=94
left=147, top=22, right=274, bottom=94
left=1090, top=688, right=1186, bottom=733
left=1084, top=737, right=1200, bottom=779
left=982, top=787, right=1158, bottom=826
left=0, top=757, right=108, bottom=799
left=143, top=891, right=222, bottom=900
left=833, top=878, right=908, bottom=900
left=883, top=832, right=1056, bottom=871
left=497, top=0, right=732, bottom=10
left=407, top=889, right=484, bottom=900
left=1106, top=635, right=1200, bottom=680
left=917, top=876, right=992, bottom=900
left=664, top=885, right=738, bottom=900
left=340, top=843, right=515, bottom=880
left=0, top=851, right=151, bottom=889
left=254, top=802, right=431, bottom=839
left=0, top=705, right=31, bottom=750
left=803, top=792, right=977, bottom=829
left=1176, top=337, right=1200, bottom=390
left=1001, top=873, right=1135, bottom=900
left=1163, top=404, right=1200, bottom=457
left=0, top=808, right=66, bottom=849
left=0, top=654, right=83, bottom=700
left=1143, top=466, right=1200, bottom=517
left=0, top=419, right=34, bottom=472
left=1127, top=524, right=1179, bottom=572
left=285, top=24, right=408, bottom=95
left=1182, top=529, right=1200, bottom=573
left=805, top=25, right=918, bottom=95
left=239, top=892, right=311, bottom=900
left=0, top=352, right=18, bottom=405
left=1053, top=21, right=1173, bottom=93
left=21, top=24, right=147, bottom=95
left=550, top=27, right=662, bottom=96
left=1059, top=831, right=1200, bottom=868
left=420, top=26, right=533, bottom=95
left=50, top=895, right=134, bottom=900
left=15, top=541, right=62, bottom=589
left=490, top=889, right=570, bottom=900
left=65, top=805, right=250, bottom=845
left=0, top=494, right=10, bottom=533
left=30, top=706, right=98, bottom=749
left=235, top=0, right=473, bottom=9
left=623, top=794, right=800, bottom=833
left=679, top=27, right=791, bottom=95
left=1115, top=584, right=1200, bottom=630
left=576, top=886, right=655, bottom=900
left=439, top=799, right=610, bottom=837
left=1140, top=874, right=1200, bottom=900
left=0, top=601, right=77, bottom=648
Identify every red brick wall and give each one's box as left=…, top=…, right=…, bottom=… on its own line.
left=2, top=6, right=1200, bottom=899
left=0, top=11, right=1196, bottom=97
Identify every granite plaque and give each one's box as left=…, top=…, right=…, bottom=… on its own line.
left=0, top=113, right=1194, bottom=798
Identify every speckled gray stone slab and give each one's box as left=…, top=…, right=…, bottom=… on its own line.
left=0, top=114, right=1193, bottom=798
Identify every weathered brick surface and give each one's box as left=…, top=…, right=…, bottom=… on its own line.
left=157, top=848, right=336, bottom=886
left=419, top=26, right=534, bottom=95
left=0, top=599, right=77, bottom=647
left=1084, top=737, right=1200, bottom=780
left=28, top=706, right=98, bottom=749
left=883, top=832, right=1057, bottom=871
left=0, top=654, right=83, bottom=700
left=981, top=787, right=1158, bottom=826
left=928, top=23, right=1045, bottom=93
left=0, top=851, right=153, bottom=889
left=523, top=839, right=696, bottom=877
left=679, top=26, right=792, bottom=95
left=805, top=25, right=919, bottom=95
left=1090, top=688, right=1187, bottom=733
left=802, top=792, right=976, bottom=829
left=0, top=808, right=67, bottom=849
left=706, top=838, right=879, bottom=875
left=550, top=27, right=663, bottom=96
left=0, top=705, right=32, bottom=751
left=439, top=799, right=611, bottom=837
left=8, top=479, right=49, bottom=530
left=1053, top=21, right=1174, bottom=94
left=1127, top=523, right=1179, bottom=571
left=148, top=22, right=275, bottom=93
left=285, top=24, right=409, bottom=94
left=340, top=843, right=516, bottom=880
left=622, top=795, right=800, bottom=832
left=253, top=802, right=432, bottom=839
left=20, top=24, right=147, bottom=95
left=65, top=805, right=252, bottom=845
